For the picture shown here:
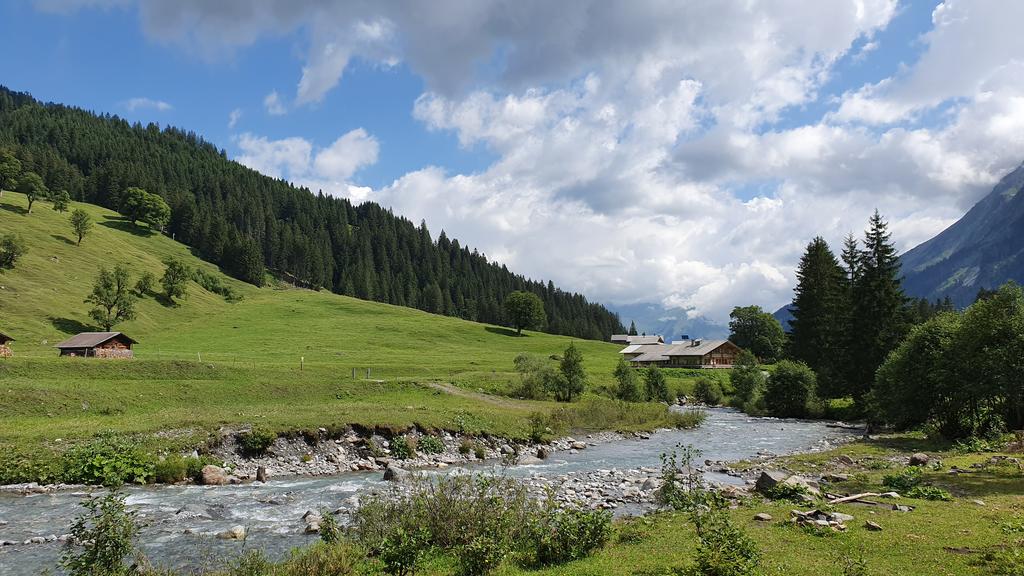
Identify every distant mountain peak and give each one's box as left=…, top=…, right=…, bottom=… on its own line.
left=901, top=162, right=1024, bottom=307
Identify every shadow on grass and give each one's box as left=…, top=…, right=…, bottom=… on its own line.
left=49, top=316, right=93, bottom=335
left=866, top=435, right=952, bottom=454
left=51, top=234, right=78, bottom=246
left=99, top=216, right=155, bottom=237
left=0, top=202, right=27, bottom=215
left=485, top=326, right=522, bottom=337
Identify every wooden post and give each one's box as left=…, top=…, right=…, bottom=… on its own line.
left=198, top=352, right=202, bottom=362
left=351, top=367, right=356, bottom=379
left=366, top=368, right=370, bottom=379
left=301, top=356, right=304, bottom=371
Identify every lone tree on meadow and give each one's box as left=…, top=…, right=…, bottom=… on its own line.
left=85, top=264, right=137, bottom=330
left=555, top=341, right=587, bottom=402
left=613, top=357, right=641, bottom=402
left=119, top=187, right=171, bottom=231
left=161, top=258, right=191, bottom=304
left=50, top=189, right=71, bottom=213
left=17, top=171, right=46, bottom=213
left=0, top=233, right=27, bottom=270
left=0, top=150, right=21, bottom=197
left=503, top=290, right=546, bottom=335
left=70, top=208, right=92, bottom=246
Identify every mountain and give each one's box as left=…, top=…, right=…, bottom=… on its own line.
left=0, top=86, right=622, bottom=340
left=772, top=304, right=794, bottom=332
left=609, top=302, right=728, bottom=341
left=901, top=163, right=1024, bottom=307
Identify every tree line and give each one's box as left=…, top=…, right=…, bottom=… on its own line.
left=0, top=86, right=623, bottom=340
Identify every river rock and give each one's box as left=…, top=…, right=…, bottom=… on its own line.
left=754, top=513, right=773, bottom=522
left=836, top=455, right=855, bottom=466
left=0, top=540, right=15, bottom=546
left=754, top=470, right=789, bottom=493
left=571, top=441, right=587, bottom=450
left=383, top=464, right=410, bottom=483
left=175, top=504, right=213, bottom=520
left=305, top=522, right=321, bottom=534
left=518, top=455, right=544, bottom=465
left=256, top=466, right=268, bottom=482
left=864, top=520, right=883, bottom=531
left=217, top=525, right=247, bottom=540
left=201, top=465, right=231, bottom=486
left=909, top=453, right=930, bottom=466
left=537, top=446, right=550, bottom=459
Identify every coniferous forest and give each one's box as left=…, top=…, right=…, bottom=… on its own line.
left=0, top=86, right=624, bottom=340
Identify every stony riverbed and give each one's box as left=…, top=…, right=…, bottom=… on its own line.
left=0, top=409, right=862, bottom=575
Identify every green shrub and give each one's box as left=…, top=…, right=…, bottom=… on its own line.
left=239, top=427, right=276, bottom=456
left=367, top=438, right=385, bottom=458
left=62, top=432, right=154, bottom=486
left=283, top=541, right=363, bottom=575
left=184, top=455, right=222, bottom=482
left=643, top=366, right=671, bottom=403
left=134, top=271, right=156, bottom=296
left=418, top=435, right=445, bottom=455
left=691, top=510, right=762, bottom=576
left=882, top=467, right=923, bottom=492
left=528, top=507, right=612, bottom=567
left=458, top=439, right=473, bottom=456
left=391, top=436, right=415, bottom=460
left=226, top=549, right=273, bottom=576
left=764, top=360, right=816, bottom=418
left=693, top=378, right=724, bottom=406
left=60, top=490, right=138, bottom=576
left=379, top=527, right=430, bottom=576
left=906, top=486, right=951, bottom=501
left=761, top=482, right=810, bottom=502
left=154, top=455, right=188, bottom=484
left=474, top=444, right=486, bottom=460
left=457, top=535, right=507, bottom=576
left=319, top=508, right=343, bottom=545
left=193, top=268, right=242, bottom=302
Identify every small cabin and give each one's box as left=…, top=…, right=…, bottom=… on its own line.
left=627, top=339, right=742, bottom=368
left=0, top=332, right=13, bottom=358
left=55, top=332, right=137, bottom=359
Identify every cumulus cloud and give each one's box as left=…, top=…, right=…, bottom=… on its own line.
left=263, top=91, right=286, bottom=115
left=40, top=0, right=1024, bottom=322
left=235, top=128, right=379, bottom=195
left=122, top=97, right=172, bottom=112
left=228, top=108, right=242, bottom=129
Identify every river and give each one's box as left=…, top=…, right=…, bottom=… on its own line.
left=0, top=409, right=860, bottom=575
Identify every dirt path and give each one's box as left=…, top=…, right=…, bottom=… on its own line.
left=426, top=381, right=531, bottom=409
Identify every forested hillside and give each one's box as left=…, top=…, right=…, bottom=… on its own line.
left=0, top=86, right=623, bottom=339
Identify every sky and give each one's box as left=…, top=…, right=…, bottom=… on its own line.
left=4, top=0, right=1024, bottom=325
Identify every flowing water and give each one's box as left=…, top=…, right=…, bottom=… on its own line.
left=0, top=409, right=860, bottom=575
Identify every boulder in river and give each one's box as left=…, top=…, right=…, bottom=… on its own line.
left=256, top=466, right=268, bottom=482
left=217, top=525, right=247, bottom=540
left=201, top=465, right=231, bottom=486
left=383, top=464, right=410, bottom=483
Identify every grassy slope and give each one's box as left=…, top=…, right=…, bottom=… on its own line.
left=0, top=191, right=665, bottom=451
left=501, top=436, right=1024, bottom=576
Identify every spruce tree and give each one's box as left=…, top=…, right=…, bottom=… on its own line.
left=628, top=320, right=638, bottom=336
left=850, top=211, right=907, bottom=402
left=788, top=237, right=847, bottom=398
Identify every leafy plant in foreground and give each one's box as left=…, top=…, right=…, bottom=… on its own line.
left=60, top=489, right=138, bottom=576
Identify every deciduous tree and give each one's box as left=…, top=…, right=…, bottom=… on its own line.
left=0, top=150, right=20, bottom=197
left=160, top=258, right=191, bottom=304
left=51, top=189, right=71, bottom=212
left=0, top=233, right=27, bottom=269
left=728, top=305, right=786, bottom=362
left=17, top=171, right=46, bottom=213
left=85, top=264, right=137, bottom=330
left=70, top=208, right=92, bottom=246
left=613, top=357, right=641, bottom=402
left=504, top=291, right=546, bottom=336
left=556, top=342, right=586, bottom=402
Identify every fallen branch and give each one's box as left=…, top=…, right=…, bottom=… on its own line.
left=829, top=492, right=879, bottom=505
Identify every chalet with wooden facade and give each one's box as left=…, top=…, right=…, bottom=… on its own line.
left=0, top=332, right=13, bottom=358
left=621, top=338, right=741, bottom=368
left=55, top=332, right=137, bottom=358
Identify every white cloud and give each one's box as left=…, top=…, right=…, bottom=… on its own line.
left=228, top=108, right=242, bottom=129
left=43, top=0, right=1024, bottom=323
left=122, top=97, right=172, bottom=112
left=263, top=91, right=286, bottom=115
left=235, top=128, right=379, bottom=194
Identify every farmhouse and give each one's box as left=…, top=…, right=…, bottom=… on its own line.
left=610, top=334, right=665, bottom=345
left=0, top=332, right=13, bottom=358
left=55, top=332, right=137, bottom=358
left=624, top=338, right=741, bottom=368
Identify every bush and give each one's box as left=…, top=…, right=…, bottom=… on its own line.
left=283, top=541, right=363, bottom=576
left=458, top=439, right=473, bottom=456
left=135, top=271, right=156, bottom=296
left=60, top=490, right=138, bottom=576
left=528, top=507, right=612, bottom=567
left=614, top=357, right=642, bottom=402
left=319, top=508, right=343, bottom=545
left=184, top=455, right=222, bottom=482
left=643, top=366, right=671, bottom=403
left=882, top=467, right=923, bottom=493
left=379, top=527, right=430, bottom=576
left=62, top=433, right=154, bottom=486
left=239, top=427, right=277, bottom=456
left=154, top=455, right=188, bottom=484
left=457, top=535, right=507, bottom=576
left=391, top=436, right=416, bottom=460
left=692, top=510, right=762, bottom=576
left=760, top=482, right=809, bottom=502
left=474, top=444, right=486, bottom=460
left=764, top=360, right=817, bottom=418
left=693, top=378, right=724, bottom=406
left=193, top=267, right=242, bottom=302
left=730, top=350, right=764, bottom=405
left=417, top=435, right=445, bottom=455
left=906, top=486, right=951, bottom=501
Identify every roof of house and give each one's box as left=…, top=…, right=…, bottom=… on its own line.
left=629, top=339, right=737, bottom=363
left=610, top=334, right=631, bottom=342
left=0, top=332, right=13, bottom=342
left=54, top=332, right=137, bottom=349
left=619, top=343, right=665, bottom=355
left=629, top=335, right=664, bottom=345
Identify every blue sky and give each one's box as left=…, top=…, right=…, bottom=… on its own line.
left=4, top=1, right=1023, bottom=324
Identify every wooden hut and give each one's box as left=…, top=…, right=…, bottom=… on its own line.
left=629, top=339, right=741, bottom=368
left=0, top=332, right=13, bottom=358
left=55, top=332, right=137, bottom=358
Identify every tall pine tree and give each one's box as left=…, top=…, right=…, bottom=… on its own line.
left=849, top=211, right=907, bottom=402
left=788, top=237, right=848, bottom=398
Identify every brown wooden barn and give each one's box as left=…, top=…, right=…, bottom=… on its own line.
left=0, top=332, right=13, bottom=358
left=55, top=332, right=137, bottom=358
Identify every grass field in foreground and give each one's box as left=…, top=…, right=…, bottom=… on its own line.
left=0, top=191, right=702, bottom=463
